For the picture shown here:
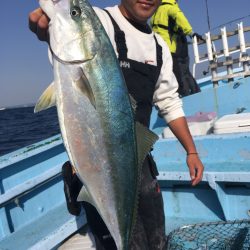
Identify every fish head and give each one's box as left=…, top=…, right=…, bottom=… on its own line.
left=39, top=0, right=99, bottom=63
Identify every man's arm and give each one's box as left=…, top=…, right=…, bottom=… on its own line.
left=152, top=38, right=204, bottom=186
left=170, top=5, right=204, bottom=41
left=168, top=116, right=204, bottom=186
left=169, top=4, right=193, bottom=35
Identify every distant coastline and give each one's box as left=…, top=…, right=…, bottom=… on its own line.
left=0, top=103, right=35, bottom=110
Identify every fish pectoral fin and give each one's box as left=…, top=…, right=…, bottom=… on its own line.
left=136, top=122, right=159, bottom=167
left=34, top=82, right=56, bottom=113
left=75, top=73, right=96, bottom=108
left=77, top=186, right=95, bottom=205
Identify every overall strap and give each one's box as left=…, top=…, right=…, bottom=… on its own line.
left=103, top=9, right=162, bottom=74
left=103, top=9, right=128, bottom=60
left=154, top=36, right=163, bottom=79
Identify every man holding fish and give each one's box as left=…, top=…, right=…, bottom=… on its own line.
left=29, top=0, right=204, bottom=249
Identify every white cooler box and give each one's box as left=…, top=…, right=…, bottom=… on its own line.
left=213, top=113, right=250, bottom=134
left=162, top=112, right=217, bottom=138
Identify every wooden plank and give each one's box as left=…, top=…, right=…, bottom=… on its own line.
left=58, top=226, right=96, bottom=250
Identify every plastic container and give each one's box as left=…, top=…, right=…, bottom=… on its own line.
left=214, top=113, right=250, bottom=134
left=162, top=112, right=217, bottom=138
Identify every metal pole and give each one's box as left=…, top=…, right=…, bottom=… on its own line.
left=238, top=22, right=249, bottom=73
left=221, top=27, right=233, bottom=82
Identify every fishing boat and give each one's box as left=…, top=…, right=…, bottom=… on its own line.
left=1, top=23, right=250, bottom=250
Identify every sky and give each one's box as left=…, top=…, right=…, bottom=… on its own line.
left=1, top=0, right=250, bottom=108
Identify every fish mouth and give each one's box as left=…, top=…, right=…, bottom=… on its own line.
left=49, top=47, right=96, bottom=65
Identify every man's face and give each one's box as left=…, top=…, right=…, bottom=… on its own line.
left=119, top=0, right=161, bottom=24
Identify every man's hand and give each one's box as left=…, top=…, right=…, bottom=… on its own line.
left=192, top=32, right=205, bottom=43
left=186, top=154, right=204, bottom=186
left=29, top=8, right=50, bottom=42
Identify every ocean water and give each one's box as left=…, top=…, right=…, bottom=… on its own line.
left=0, top=106, right=60, bottom=156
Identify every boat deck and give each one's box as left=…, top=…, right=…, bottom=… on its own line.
left=57, top=226, right=96, bottom=250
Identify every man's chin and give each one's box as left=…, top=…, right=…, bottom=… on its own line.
left=135, top=9, right=155, bottom=22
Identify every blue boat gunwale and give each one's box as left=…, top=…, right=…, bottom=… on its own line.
left=0, top=135, right=62, bottom=169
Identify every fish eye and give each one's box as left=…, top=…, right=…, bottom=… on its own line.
left=70, top=6, right=81, bottom=18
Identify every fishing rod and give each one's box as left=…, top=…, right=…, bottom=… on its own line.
left=211, top=13, right=250, bottom=31
left=205, top=0, right=211, bottom=32
left=205, top=0, right=250, bottom=32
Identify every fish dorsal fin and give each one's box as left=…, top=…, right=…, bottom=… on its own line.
left=136, top=122, right=159, bottom=167
left=129, top=94, right=137, bottom=112
left=34, top=82, right=56, bottom=113
left=75, top=73, right=96, bottom=108
left=77, top=186, right=95, bottom=206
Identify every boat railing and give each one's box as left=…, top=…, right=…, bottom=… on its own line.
left=192, top=22, right=250, bottom=86
left=0, top=164, right=62, bottom=209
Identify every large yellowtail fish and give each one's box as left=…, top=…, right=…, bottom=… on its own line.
left=35, top=0, right=158, bottom=249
